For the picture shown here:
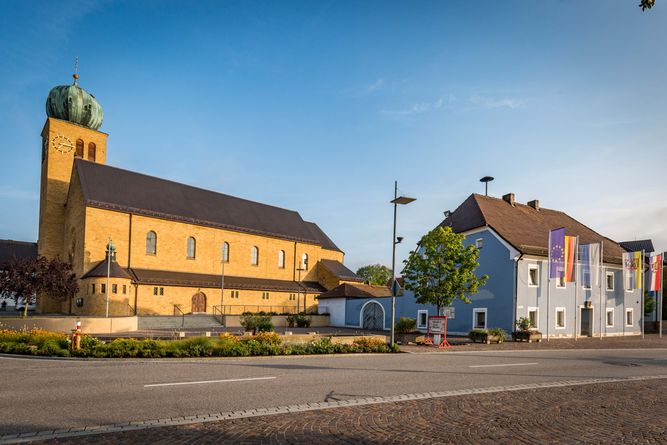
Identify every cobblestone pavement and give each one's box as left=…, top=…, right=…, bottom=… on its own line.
left=401, top=333, right=667, bottom=353
left=32, top=378, right=667, bottom=445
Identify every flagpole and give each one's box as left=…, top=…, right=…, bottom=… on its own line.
left=547, top=230, right=551, bottom=342
left=574, top=237, right=579, bottom=341
left=599, top=242, right=604, bottom=340
left=660, top=252, right=664, bottom=338
left=641, top=250, right=645, bottom=339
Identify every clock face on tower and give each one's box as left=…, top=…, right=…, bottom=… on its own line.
left=52, top=134, right=74, bottom=154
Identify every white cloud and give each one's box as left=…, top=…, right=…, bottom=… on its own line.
left=380, top=97, right=444, bottom=118
left=467, top=94, right=520, bottom=109
left=0, top=189, right=38, bottom=201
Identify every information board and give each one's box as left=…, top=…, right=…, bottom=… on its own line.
left=427, top=316, right=446, bottom=335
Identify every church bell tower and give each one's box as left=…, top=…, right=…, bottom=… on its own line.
left=38, top=68, right=108, bottom=260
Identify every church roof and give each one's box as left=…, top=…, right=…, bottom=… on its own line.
left=73, top=159, right=342, bottom=251
left=81, top=258, right=133, bottom=280
left=319, top=259, right=364, bottom=282
left=440, top=194, right=626, bottom=264
left=128, top=268, right=326, bottom=293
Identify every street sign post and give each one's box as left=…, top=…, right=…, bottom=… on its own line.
left=424, top=315, right=451, bottom=349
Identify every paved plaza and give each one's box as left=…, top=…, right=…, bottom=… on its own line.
left=27, top=378, right=667, bottom=445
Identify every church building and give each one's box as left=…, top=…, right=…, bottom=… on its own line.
left=36, top=73, right=362, bottom=316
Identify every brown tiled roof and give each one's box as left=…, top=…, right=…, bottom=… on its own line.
left=317, top=282, right=392, bottom=299
left=440, top=194, right=626, bottom=264
left=319, top=259, right=363, bottom=282
left=0, top=239, right=37, bottom=268
left=81, top=258, right=133, bottom=279
left=128, top=268, right=326, bottom=293
left=74, top=159, right=340, bottom=250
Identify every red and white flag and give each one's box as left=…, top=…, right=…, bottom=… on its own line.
left=649, top=252, right=663, bottom=292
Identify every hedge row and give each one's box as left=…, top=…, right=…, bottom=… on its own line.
left=0, top=330, right=398, bottom=358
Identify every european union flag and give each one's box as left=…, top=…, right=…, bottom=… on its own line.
left=549, top=228, right=565, bottom=279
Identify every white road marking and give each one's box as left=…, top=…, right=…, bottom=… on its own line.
left=144, top=376, right=276, bottom=387
left=469, top=362, right=538, bottom=368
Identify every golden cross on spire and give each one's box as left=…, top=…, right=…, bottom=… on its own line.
left=73, top=56, right=80, bottom=84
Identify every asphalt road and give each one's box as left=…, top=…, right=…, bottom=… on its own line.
left=1, top=348, right=666, bottom=436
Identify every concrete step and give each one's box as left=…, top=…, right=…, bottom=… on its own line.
left=138, top=315, right=222, bottom=330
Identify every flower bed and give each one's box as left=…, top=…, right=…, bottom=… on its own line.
left=0, top=329, right=398, bottom=358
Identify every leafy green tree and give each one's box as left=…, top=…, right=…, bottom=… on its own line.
left=640, top=0, right=655, bottom=11
left=402, top=226, right=488, bottom=316
left=355, top=264, right=392, bottom=286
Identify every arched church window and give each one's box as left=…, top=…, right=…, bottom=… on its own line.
left=186, top=237, right=196, bottom=259
left=146, top=231, right=157, bottom=255
left=75, top=139, right=84, bottom=158
left=278, top=250, right=285, bottom=269
left=302, top=253, right=309, bottom=271
left=88, top=142, right=96, bottom=162
left=251, top=246, right=259, bottom=266
left=222, top=242, right=230, bottom=263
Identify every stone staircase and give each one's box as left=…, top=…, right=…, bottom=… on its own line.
left=138, top=315, right=222, bottom=330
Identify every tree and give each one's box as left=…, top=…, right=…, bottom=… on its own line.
left=0, top=256, right=78, bottom=317
left=402, top=226, right=488, bottom=316
left=356, top=264, right=392, bottom=286
left=640, top=0, right=655, bottom=11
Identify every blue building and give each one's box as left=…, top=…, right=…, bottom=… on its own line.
left=322, top=193, right=644, bottom=338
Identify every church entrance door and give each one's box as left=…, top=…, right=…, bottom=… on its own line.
left=192, top=292, right=207, bottom=313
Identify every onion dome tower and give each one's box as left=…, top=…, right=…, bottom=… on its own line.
left=45, top=66, right=103, bottom=130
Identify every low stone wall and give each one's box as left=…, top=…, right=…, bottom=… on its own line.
left=223, top=314, right=330, bottom=328
left=0, top=316, right=138, bottom=334
left=278, top=334, right=388, bottom=345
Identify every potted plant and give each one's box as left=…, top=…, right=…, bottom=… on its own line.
left=469, top=328, right=506, bottom=344
left=512, top=317, right=542, bottom=343
left=394, top=317, right=419, bottom=344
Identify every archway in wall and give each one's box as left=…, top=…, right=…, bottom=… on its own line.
left=192, top=291, right=207, bottom=313
left=361, top=301, right=384, bottom=330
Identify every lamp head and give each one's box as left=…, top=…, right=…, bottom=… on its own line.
left=396, top=236, right=404, bottom=244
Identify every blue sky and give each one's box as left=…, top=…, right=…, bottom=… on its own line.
left=1, top=0, right=665, bottom=270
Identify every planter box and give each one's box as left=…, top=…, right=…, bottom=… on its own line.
left=470, top=332, right=504, bottom=344
left=396, top=332, right=421, bottom=344
left=512, top=330, right=542, bottom=343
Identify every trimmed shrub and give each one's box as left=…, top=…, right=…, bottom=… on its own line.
left=395, top=317, right=417, bottom=334
left=488, top=328, right=507, bottom=342
left=294, top=313, right=312, bottom=328
left=240, top=314, right=274, bottom=333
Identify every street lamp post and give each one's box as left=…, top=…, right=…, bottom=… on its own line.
left=220, top=246, right=226, bottom=321
left=390, top=181, right=416, bottom=346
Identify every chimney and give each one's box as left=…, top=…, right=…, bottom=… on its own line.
left=502, top=193, right=515, bottom=206
left=527, top=199, right=540, bottom=211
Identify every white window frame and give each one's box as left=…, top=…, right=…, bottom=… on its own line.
left=472, top=308, right=487, bottom=330
left=528, top=264, right=539, bottom=287
left=582, top=270, right=592, bottom=290
left=527, top=307, right=539, bottom=329
left=605, top=271, right=614, bottom=291
left=555, top=307, right=566, bottom=329
left=555, top=274, right=566, bottom=289
left=417, top=310, right=428, bottom=329
left=606, top=308, right=614, bottom=327
left=475, top=238, right=483, bottom=249
left=625, top=275, right=634, bottom=292
left=625, top=308, right=634, bottom=327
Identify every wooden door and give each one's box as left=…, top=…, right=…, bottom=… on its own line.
left=362, top=302, right=384, bottom=330
left=580, top=308, right=592, bottom=337
left=192, top=292, right=206, bottom=313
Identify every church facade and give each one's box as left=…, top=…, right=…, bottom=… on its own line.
left=37, top=74, right=362, bottom=316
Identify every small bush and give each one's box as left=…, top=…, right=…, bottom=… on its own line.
left=488, top=328, right=507, bottom=342
left=468, top=329, right=487, bottom=342
left=240, top=314, right=274, bottom=333
left=294, top=313, right=312, bottom=328
left=395, top=317, right=416, bottom=334
left=352, top=337, right=391, bottom=353
left=253, top=332, right=282, bottom=345
left=516, top=317, right=532, bottom=331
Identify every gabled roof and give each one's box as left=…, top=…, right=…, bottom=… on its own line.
left=0, top=240, right=37, bottom=268
left=128, top=268, right=326, bottom=293
left=619, top=240, right=655, bottom=254
left=73, top=159, right=341, bottom=251
left=317, top=282, right=392, bottom=299
left=440, top=194, right=626, bottom=263
left=81, top=258, right=133, bottom=279
left=319, top=259, right=364, bottom=282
